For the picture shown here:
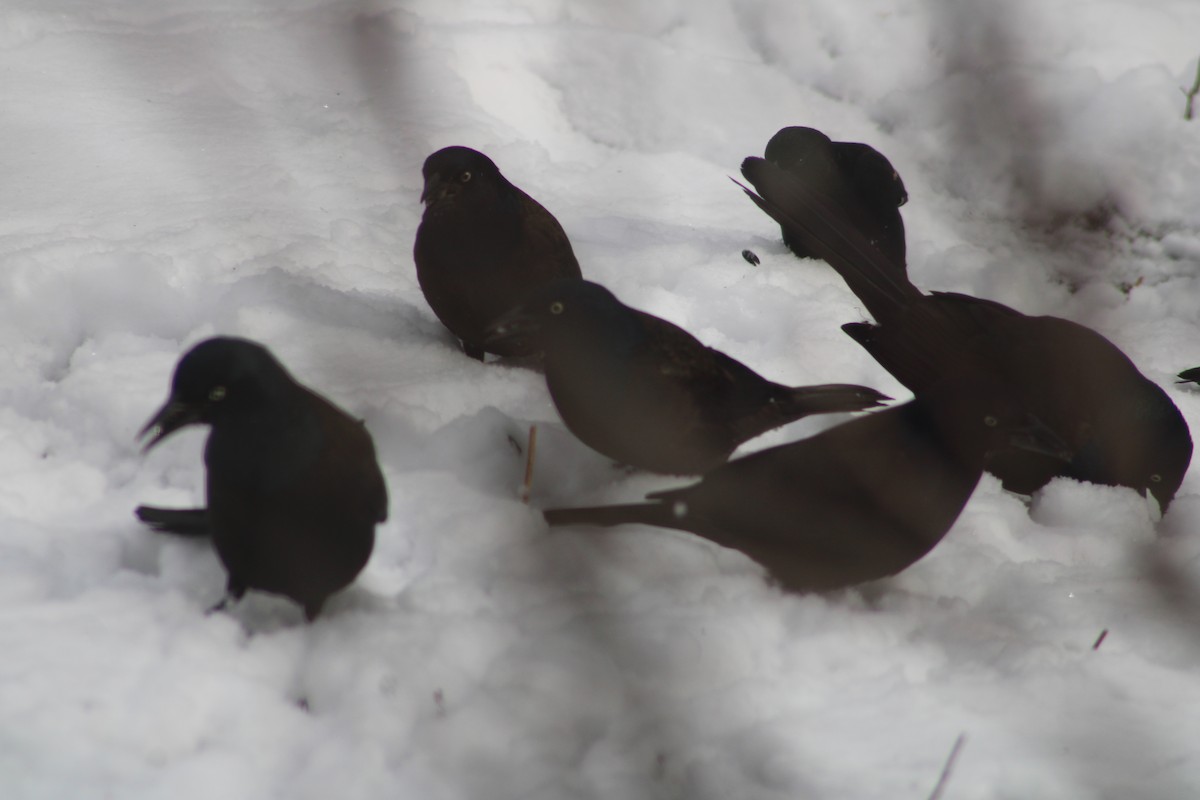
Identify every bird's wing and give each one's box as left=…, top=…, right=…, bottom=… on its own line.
left=516, top=191, right=583, bottom=281
left=644, top=403, right=968, bottom=590
left=309, top=390, right=389, bottom=525
left=632, top=310, right=772, bottom=409
left=831, top=142, right=908, bottom=208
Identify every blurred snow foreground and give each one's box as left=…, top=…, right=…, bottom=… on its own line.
left=2, top=1, right=1200, bottom=798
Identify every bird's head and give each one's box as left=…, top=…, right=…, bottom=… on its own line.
left=763, top=126, right=834, bottom=170
left=1072, top=394, right=1193, bottom=515
left=1143, top=432, right=1192, bottom=514
left=138, top=337, right=291, bottom=451
left=485, top=279, right=634, bottom=352
left=419, top=146, right=503, bottom=208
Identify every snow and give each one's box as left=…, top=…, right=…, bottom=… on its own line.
left=3, top=0, right=1200, bottom=797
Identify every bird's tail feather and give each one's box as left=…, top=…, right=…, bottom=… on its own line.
left=135, top=506, right=211, bottom=537
left=1178, top=367, right=1200, bottom=384
left=732, top=382, right=889, bottom=445
left=544, top=501, right=677, bottom=529
left=841, top=320, right=944, bottom=390
left=776, top=383, right=889, bottom=417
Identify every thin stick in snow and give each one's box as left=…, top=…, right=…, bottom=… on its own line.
left=1184, top=58, right=1200, bottom=120
left=520, top=424, right=538, bottom=503
left=927, top=733, right=967, bottom=800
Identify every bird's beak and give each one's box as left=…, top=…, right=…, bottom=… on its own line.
left=419, top=174, right=453, bottom=205
left=485, top=304, right=542, bottom=347
left=1008, top=414, right=1073, bottom=461
left=138, top=397, right=203, bottom=452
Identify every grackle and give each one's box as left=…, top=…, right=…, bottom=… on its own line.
left=755, top=126, right=908, bottom=269
left=545, top=374, right=1065, bottom=592
left=413, top=146, right=583, bottom=360
left=737, top=156, right=1192, bottom=511
left=487, top=279, right=888, bottom=474
left=136, top=337, right=388, bottom=620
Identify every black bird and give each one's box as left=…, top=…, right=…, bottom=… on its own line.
left=413, top=146, right=583, bottom=360
left=737, top=156, right=1192, bottom=511
left=545, top=375, right=1064, bottom=592
left=135, top=337, right=388, bottom=620
left=487, top=279, right=888, bottom=474
left=753, top=126, right=908, bottom=269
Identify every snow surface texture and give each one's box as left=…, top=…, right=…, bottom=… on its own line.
left=3, top=1, right=1200, bottom=798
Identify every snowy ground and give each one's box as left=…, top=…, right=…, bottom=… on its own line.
left=3, top=1, right=1200, bottom=798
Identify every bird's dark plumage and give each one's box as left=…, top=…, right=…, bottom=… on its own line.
left=737, top=156, right=1192, bottom=510
left=487, top=279, right=888, bottom=474
left=755, top=126, right=908, bottom=269
left=1177, top=367, right=1200, bottom=384
left=136, top=337, right=388, bottom=620
left=413, top=146, right=583, bottom=360
left=545, top=376, right=1063, bottom=592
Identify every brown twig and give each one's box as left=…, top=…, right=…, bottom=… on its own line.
left=520, top=424, right=538, bottom=503
left=928, top=733, right=967, bottom=800
left=1184, top=59, right=1200, bottom=120
left=1093, top=629, right=1108, bottom=650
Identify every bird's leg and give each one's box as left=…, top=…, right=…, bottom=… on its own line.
left=206, top=579, right=247, bottom=616
left=519, top=424, right=538, bottom=504
left=205, top=595, right=234, bottom=616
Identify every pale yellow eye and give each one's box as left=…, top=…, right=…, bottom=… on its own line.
left=549, top=301, right=564, bottom=315
left=460, top=171, right=472, bottom=183
left=983, top=415, right=998, bottom=427
left=209, top=386, right=227, bottom=402
left=1150, top=474, right=1162, bottom=483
